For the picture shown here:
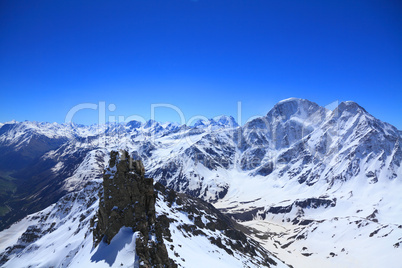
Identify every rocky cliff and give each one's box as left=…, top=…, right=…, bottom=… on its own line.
left=92, top=150, right=175, bottom=267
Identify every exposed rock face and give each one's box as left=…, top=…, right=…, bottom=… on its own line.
left=92, top=150, right=175, bottom=267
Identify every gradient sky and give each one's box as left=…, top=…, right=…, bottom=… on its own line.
left=1, top=0, right=401, bottom=128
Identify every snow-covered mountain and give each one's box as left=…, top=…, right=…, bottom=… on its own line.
left=0, top=98, right=401, bottom=267
left=0, top=150, right=288, bottom=267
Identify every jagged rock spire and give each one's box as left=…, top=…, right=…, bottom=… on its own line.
left=92, top=150, right=176, bottom=267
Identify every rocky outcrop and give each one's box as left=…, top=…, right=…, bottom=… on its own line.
left=92, top=150, right=176, bottom=267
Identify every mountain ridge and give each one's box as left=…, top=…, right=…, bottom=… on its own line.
left=0, top=98, right=401, bottom=267
left=3, top=98, right=397, bottom=129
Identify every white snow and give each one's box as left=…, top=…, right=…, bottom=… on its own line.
left=1, top=98, right=401, bottom=267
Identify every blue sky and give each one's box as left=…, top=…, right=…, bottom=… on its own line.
left=1, top=0, right=401, bottom=128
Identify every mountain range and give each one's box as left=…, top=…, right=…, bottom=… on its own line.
left=0, top=98, right=401, bottom=267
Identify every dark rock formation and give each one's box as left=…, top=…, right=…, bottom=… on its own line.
left=92, top=150, right=175, bottom=268
left=227, top=197, right=336, bottom=225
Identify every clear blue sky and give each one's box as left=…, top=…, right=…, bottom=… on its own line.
left=1, top=0, right=401, bottom=128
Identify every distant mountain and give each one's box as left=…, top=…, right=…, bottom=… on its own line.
left=0, top=98, right=401, bottom=267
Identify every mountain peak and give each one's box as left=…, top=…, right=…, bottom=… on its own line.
left=267, top=98, right=322, bottom=121
left=335, top=101, right=368, bottom=115
left=276, top=97, right=305, bottom=104
left=126, top=120, right=143, bottom=129
left=144, top=119, right=160, bottom=129
left=194, top=115, right=238, bottom=128
left=214, top=115, right=239, bottom=127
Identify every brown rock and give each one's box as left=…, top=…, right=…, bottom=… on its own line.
left=92, top=150, right=176, bottom=267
